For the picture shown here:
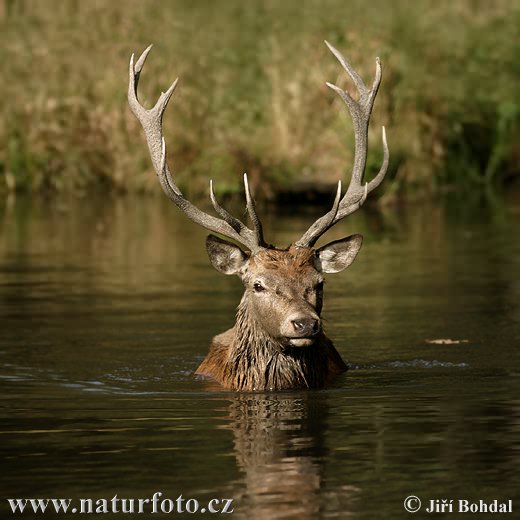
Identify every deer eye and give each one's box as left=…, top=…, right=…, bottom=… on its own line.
left=253, top=281, right=265, bottom=293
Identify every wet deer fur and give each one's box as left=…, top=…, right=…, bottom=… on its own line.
left=128, top=40, right=389, bottom=391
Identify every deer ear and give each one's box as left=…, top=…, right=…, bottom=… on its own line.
left=206, top=235, right=248, bottom=275
left=315, top=234, right=363, bottom=273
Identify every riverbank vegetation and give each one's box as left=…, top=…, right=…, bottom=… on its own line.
left=1, top=0, right=519, bottom=202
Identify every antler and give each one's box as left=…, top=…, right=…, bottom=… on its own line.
left=128, top=45, right=266, bottom=253
left=295, top=41, right=389, bottom=248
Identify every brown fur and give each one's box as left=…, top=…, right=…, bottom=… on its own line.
left=249, top=246, right=316, bottom=272
left=196, top=245, right=348, bottom=391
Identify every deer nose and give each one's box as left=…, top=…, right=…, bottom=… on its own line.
left=291, top=317, right=319, bottom=336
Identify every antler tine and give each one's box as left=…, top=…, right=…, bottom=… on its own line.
left=295, top=181, right=342, bottom=248
left=324, top=40, right=366, bottom=94
left=366, top=126, right=389, bottom=192
left=297, top=42, right=389, bottom=248
left=209, top=180, right=244, bottom=234
left=128, top=46, right=266, bottom=254
left=243, top=174, right=265, bottom=247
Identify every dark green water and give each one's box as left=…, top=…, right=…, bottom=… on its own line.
left=1, top=195, right=519, bottom=518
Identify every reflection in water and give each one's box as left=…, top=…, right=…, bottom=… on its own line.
left=219, top=393, right=333, bottom=519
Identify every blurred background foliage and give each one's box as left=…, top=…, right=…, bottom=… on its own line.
left=1, top=0, right=519, bottom=203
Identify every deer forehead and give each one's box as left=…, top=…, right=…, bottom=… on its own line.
left=251, top=246, right=315, bottom=267
left=246, top=247, right=321, bottom=283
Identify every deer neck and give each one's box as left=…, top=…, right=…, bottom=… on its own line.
left=227, top=295, right=327, bottom=391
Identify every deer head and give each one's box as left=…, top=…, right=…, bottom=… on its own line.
left=128, top=41, right=389, bottom=389
left=206, top=236, right=363, bottom=348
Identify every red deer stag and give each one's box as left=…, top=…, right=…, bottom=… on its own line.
left=128, top=41, right=389, bottom=391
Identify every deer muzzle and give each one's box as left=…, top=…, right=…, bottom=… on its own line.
left=286, top=316, right=320, bottom=347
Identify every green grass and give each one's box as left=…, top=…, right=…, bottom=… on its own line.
left=1, top=0, right=519, bottom=201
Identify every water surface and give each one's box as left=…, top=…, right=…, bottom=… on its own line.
left=1, top=195, right=519, bottom=518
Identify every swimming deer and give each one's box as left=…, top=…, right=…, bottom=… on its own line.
left=128, top=41, right=389, bottom=391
